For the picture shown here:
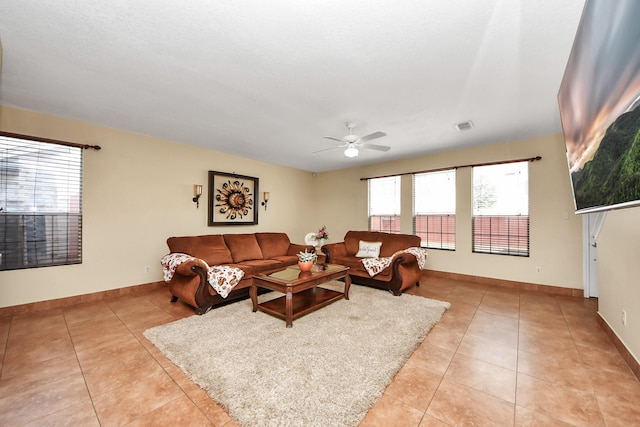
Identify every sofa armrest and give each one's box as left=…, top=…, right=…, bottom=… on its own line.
left=321, top=242, right=348, bottom=263
left=363, top=252, right=418, bottom=277
left=162, top=254, right=214, bottom=315
left=184, top=263, right=216, bottom=315
left=173, top=257, right=209, bottom=277
left=392, top=251, right=418, bottom=266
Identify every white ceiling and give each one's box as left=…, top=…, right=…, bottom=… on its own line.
left=0, top=1, right=585, bottom=172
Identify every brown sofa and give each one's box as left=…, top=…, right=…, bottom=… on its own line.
left=164, top=232, right=315, bottom=314
left=321, top=231, right=424, bottom=296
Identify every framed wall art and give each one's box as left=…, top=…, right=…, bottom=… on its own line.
left=208, top=171, right=259, bottom=226
left=558, top=0, right=640, bottom=214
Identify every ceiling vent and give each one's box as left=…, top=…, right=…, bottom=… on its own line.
left=454, top=120, right=474, bottom=132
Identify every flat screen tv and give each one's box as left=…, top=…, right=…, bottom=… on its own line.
left=558, top=0, right=640, bottom=214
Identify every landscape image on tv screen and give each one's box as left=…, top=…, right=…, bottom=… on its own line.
left=558, top=0, right=640, bottom=214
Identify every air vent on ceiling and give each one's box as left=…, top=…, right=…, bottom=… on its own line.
left=454, top=120, right=474, bottom=132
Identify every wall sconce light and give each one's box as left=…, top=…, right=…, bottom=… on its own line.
left=193, top=184, right=203, bottom=208
left=261, top=192, right=270, bottom=210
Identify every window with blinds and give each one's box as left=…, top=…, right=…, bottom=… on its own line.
left=0, top=136, right=83, bottom=270
left=472, top=161, right=529, bottom=256
left=368, top=176, right=401, bottom=233
left=413, top=170, right=456, bottom=250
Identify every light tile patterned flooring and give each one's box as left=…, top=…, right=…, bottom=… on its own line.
left=1, top=276, right=639, bottom=426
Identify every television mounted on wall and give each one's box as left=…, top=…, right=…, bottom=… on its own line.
left=558, top=0, right=640, bottom=214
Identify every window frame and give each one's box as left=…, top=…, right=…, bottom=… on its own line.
left=472, top=161, right=529, bottom=257
left=0, top=135, right=83, bottom=270
left=368, top=176, right=401, bottom=233
left=413, top=170, right=456, bottom=250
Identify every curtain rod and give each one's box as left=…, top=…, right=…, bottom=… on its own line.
left=359, top=155, right=542, bottom=181
left=0, top=131, right=102, bottom=150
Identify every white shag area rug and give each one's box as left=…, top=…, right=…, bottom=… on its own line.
left=144, top=283, right=450, bottom=427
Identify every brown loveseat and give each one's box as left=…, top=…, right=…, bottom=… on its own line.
left=164, top=232, right=315, bottom=314
left=321, top=231, right=425, bottom=296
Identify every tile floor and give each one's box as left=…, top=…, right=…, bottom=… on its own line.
left=1, top=276, right=639, bottom=426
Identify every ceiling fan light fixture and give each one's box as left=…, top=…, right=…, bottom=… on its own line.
left=344, top=146, right=359, bottom=158
left=318, top=122, right=388, bottom=158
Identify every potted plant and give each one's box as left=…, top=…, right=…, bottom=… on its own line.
left=297, top=250, right=317, bottom=272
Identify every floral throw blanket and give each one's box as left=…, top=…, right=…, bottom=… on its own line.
left=161, top=253, right=244, bottom=298
left=361, top=247, right=429, bottom=277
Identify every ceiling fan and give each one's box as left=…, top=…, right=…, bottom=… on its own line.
left=314, top=122, right=390, bottom=158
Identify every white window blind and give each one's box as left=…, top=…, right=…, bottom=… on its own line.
left=368, top=176, right=401, bottom=233
left=472, top=161, right=529, bottom=256
left=413, top=170, right=456, bottom=249
left=0, top=136, right=83, bottom=270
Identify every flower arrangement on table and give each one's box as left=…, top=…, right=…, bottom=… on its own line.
left=313, top=225, right=329, bottom=243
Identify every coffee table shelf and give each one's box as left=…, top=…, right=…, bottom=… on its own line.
left=251, top=264, right=350, bottom=327
left=258, top=287, right=343, bottom=323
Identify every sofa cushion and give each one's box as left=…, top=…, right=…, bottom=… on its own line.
left=255, top=232, right=291, bottom=259
left=197, top=235, right=235, bottom=264
left=166, top=236, right=195, bottom=255
left=344, top=231, right=420, bottom=257
left=239, top=259, right=284, bottom=272
left=226, top=263, right=256, bottom=277
left=330, top=255, right=392, bottom=280
left=344, top=231, right=376, bottom=255
left=331, top=255, right=366, bottom=271
left=270, top=255, right=299, bottom=265
left=224, top=234, right=264, bottom=262
left=355, top=240, right=382, bottom=258
left=167, top=235, right=233, bottom=265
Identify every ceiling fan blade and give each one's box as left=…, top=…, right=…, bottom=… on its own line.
left=322, top=136, right=344, bottom=143
left=361, top=143, right=390, bottom=152
left=359, top=131, right=386, bottom=142
left=312, top=146, right=343, bottom=154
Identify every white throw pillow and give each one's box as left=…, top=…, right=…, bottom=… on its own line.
left=355, top=241, right=382, bottom=258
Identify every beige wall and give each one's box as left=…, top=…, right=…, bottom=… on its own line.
left=0, top=106, right=316, bottom=307
left=0, top=106, right=583, bottom=309
left=597, top=207, right=640, bottom=362
left=3, top=105, right=637, bottom=370
left=314, top=134, right=584, bottom=289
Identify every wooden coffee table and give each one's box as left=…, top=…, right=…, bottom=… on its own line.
left=251, top=264, right=351, bottom=327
